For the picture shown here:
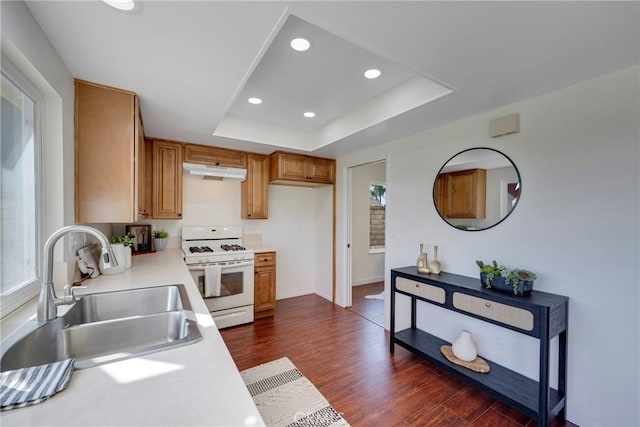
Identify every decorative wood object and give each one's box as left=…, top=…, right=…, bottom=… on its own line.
left=440, top=345, right=490, bottom=373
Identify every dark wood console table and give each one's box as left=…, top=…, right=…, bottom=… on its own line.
left=390, top=267, right=568, bottom=426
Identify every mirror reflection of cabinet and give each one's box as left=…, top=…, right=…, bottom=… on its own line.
left=433, top=148, right=520, bottom=231
left=434, top=168, right=486, bottom=219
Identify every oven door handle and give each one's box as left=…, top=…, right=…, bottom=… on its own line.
left=188, top=260, right=255, bottom=270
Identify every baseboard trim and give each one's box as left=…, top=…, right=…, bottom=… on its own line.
left=351, top=276, right=384, bottom=287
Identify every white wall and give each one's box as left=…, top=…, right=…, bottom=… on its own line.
left=336, top=66, right=639, bottom=426
left=351, top=161, right=385, bottom=285
left=116, top=179, right=334, bottom=301
left=243, top=185, right=333, bottom=301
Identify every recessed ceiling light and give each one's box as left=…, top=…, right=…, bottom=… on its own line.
left=364, top=69, right=382, bottom=79
left=248, top=97, right=262, bottom=105
left=290, top=37, right=312, bottom=52
left=303, top=112, right=316, bottom=118
left=102, top=0, right=135, bottom=11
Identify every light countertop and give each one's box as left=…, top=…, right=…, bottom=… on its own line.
left=245, top=244, right=277, bottom=254
left=0, top=249, right=264, bottom=427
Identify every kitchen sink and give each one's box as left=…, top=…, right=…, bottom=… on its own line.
left=0, top=284, right=201, bottom=371
left=68, top=284, right=188, bottom=325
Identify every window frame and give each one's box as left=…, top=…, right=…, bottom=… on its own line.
left=1, top=55, right=44, bottom=317
left=368, top=181, right=386, bottom=251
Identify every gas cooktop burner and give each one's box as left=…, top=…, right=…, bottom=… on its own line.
left=189, top=246, right=214, bottom=253
left=220, top=244, right=246, bottom=252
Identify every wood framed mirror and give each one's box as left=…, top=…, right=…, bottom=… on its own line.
left=433, top=148, right=521, bottom=231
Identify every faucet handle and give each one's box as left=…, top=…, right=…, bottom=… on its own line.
left=63, top=284, right=86, bottom=302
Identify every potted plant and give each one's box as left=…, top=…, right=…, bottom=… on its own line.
left=153, top=229, right=169, bottom=251
left=109, top=235, right=134, bottom=268
left=475, top=260, right=537, bottom=296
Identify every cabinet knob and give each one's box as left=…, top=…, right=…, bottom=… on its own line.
left=485, top=302, right=491, bottom=308
left=415, top=284, right=419, bottom=288
left=263, top=258, right=269, bottom=262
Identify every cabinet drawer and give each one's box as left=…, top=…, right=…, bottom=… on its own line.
left=254, top=252, right=276, bottom=267
left=453, top=293, right=534, bottom=331
left=396, top=277, right=445, bottom=304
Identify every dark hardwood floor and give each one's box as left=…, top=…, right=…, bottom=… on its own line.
left=349, top=282, right=385, bottom=326
left=221, top=295, right=575, bottom=427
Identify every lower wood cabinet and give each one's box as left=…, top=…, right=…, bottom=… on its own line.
left=254, top=252, right=276, bottom=318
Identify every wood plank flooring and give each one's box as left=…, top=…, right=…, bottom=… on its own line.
left=221, top=295, right=575, bottom=427
left=349, top=282, right=385, bottom=326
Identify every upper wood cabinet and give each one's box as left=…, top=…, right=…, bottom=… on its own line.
left=269, top=151, right=335, bottom=186
left=241, top=153, right=269, bottom=219
left=151, top=139, right=183, bottom=219
left=135, top=97, right=150, bottom=219
left=184, top=143, right=247, bottom=168
left=75, top=79, right=144, bottom=223
left=434, top=168, right=486, bottom=219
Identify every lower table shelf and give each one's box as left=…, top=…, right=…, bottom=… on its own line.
left=394, top=328, right=565, bottom=419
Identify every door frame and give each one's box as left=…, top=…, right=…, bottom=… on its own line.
left=345, top=159, right=387, bottom=309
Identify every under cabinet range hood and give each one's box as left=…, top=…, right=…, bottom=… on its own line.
left=183, top=162, right=247, bottom=180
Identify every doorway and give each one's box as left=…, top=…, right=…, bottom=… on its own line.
left=347, top=160, right=386, bottom=326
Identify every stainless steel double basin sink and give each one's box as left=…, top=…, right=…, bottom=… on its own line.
left=1, top=285, right=202, bottom=371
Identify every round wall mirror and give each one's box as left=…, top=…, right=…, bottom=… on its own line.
left=433, top=148, right=521, bottom=231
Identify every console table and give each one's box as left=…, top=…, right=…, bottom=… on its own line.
left=390, top=267, right=568, bottom=426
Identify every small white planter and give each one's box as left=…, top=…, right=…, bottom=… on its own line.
left=154, top=238, right=168, bottom=251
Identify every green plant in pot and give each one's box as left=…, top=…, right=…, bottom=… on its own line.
left=107, top=235, right=135, bottom=270
left=153, top=229, right=169, bottom=252
left=476, top=260, right=537, bottom=296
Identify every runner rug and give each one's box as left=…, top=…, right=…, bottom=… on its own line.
left=240, top=357, right=350, bottom=427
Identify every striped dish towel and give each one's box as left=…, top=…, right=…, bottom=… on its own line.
left=0, top=359, right=75, bottom=411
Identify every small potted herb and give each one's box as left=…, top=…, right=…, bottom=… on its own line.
left=107, top=235, right=135, bottom=270
left=153, top=229, right=169, bottom=252
left=475, top=260, right=537, bottom=296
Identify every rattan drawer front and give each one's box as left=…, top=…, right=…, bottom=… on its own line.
left=254, top=252, right=276, bottom=267
left=396, top=277, right=445, bottom=304
left=453, top=293, right=534, bottom=331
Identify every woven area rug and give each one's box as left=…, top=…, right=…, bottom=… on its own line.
left=241, top=357, right=350, bottom=427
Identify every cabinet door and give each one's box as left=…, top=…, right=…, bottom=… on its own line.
left=183, top=143, right=247, bottom=168
left=308, top=157, right=335, bottom=184
left=134, top=97, right=150, bottom=219
left=241, top=154, right=269, bottom=219
left=255, top=266, right=276, bottom=313
left=152, top=140, right=183, bottom=219
left=270, top=152, right=309, bottom=182
left=75, top=80, right=137, bottom=223
left=445, top=169, right=486, bottom=218
left=433, top=174, right=448, bottom=217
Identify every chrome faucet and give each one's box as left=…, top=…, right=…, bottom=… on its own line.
left=37, top=225, right=118, bottom=322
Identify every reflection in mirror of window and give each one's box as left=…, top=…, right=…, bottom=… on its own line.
left=369, top=183, right=385, bottom=249
left=1, top=61, right=42, bottom=316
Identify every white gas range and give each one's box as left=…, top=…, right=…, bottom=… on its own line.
left=182, top=226, right=254, bottom=328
